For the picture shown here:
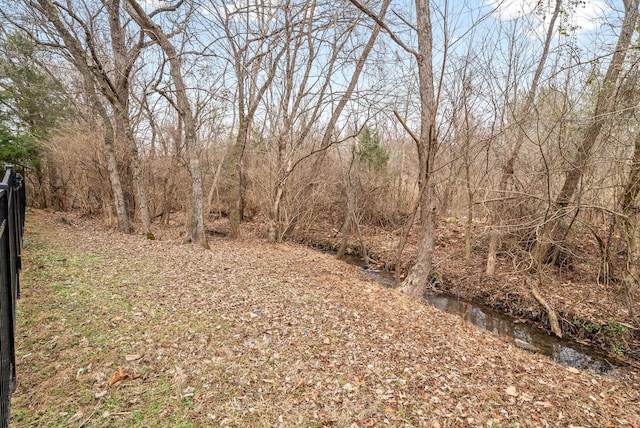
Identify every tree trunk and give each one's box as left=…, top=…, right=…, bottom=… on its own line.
left=397, top=0, right=437, bottom=298
left=205, top=145, right=227, bottom=217
left=228, top=114, right=248, bottom=239
left=622, top=212, right=640, bottom=323
left=620, top=129, right=640, bottom=323
left=108, top=0, right=152, bottom=237
left=530, top=279, right=562, bottom=338
left=532, top=0, right=639, bottom=264
left=268, top=154, right=297, bottom=243
left=90, top=85, right=130, bottom=233
left=113, top=112, right=152, bottom=236
left=188, top=152, right=208, bottom=246
left=336, top=215, right=351, bottom=259
left=465, top=198, right=473, bottom=266
left=268, top=177, right=286, bottom=243
left=337, top=145, right=363, bottom=261
left=399, top=182, right=437, bottom=297
left=125, top=0, right=208, bottom=248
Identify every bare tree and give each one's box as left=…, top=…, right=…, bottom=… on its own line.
left=620, top=121, right=640, bottom=324
left=209, top=0, right=288, bottom=238
left=532, top=0, right=640, bottom=265
left=105, top=0, right=152, bottom=236
left=445, top=55, right=488, bottom=266
left=20, top=0, right=134, bottom=232
left=85, top=76, right=131, bottom=233
left=395, top=0, right=437, bottom=297
left=26, top=0, right=153, bottom=235
left=124, top=0, right=209, bottom=248
left=346, top=0, right=437, bottom=297
left=263, top=0, right=389, bottom=243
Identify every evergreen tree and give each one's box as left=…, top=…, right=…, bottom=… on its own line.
left=0, top=31, right=72, bottom=168
left=358, top=126, right=388, bottom=171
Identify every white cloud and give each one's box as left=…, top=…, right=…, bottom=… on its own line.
left=567, top=0, right=608, bottom=32
left=488, top=0, right=609, bottom=35
left=489, top=0, right=537, bottom=20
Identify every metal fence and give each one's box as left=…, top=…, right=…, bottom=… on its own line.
left=0, top=166, right=26, bottom=427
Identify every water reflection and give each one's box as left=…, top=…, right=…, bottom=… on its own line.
left=356, top=264, right=617, bottom=373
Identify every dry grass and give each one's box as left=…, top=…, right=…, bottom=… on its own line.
left=11, top=209, right=640, bottom=427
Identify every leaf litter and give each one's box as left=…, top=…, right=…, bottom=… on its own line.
left=11, top=210, right=640, bottom=427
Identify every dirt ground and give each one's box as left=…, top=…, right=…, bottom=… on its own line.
left=11, top=210, right=640, bottom=427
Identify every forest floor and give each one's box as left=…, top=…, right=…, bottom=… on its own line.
left=11, top=209, right=640, bottom=427
left=288, top=216, right=640, bottom=365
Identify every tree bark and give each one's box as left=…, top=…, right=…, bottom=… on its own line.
left=530, top=279, right=562, bottom=338
left=89, top=82, right=130, bottom=233
left=267, top=158, right=291, bottom=243
left=125, top=0, right=209, bottom=248
left=397, top=0, right=437, bottom=298
left=620, top=129, right=640, bottom=323
left=107, top=0, right=152, bottom=237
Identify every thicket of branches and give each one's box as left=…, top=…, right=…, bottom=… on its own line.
left=1, top=0, right=639, bottom=320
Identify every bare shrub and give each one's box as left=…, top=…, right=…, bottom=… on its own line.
left=356, top=167, right=413, bottom=228
left=248, top=148, right=340, bottom=241
left=44, top=127, right=112, bottom=218
left=145, top=154, right=190, bottom=226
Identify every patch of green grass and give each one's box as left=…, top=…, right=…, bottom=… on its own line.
left=126, top=410, right=145, bottom=425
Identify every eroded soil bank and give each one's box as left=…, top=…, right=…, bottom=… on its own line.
left=12, top=210, right=640, bottom=426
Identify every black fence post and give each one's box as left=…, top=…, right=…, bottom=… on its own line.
left=0, top=165, right=26, bottom=427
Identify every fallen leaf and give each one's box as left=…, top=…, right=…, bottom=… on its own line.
left=125, top=354, right=142, bottom=361
left=108, top=366, right=140, bottom=386
left=520, top=392, right=534, bottom=402
left=506, top=386, right=518, bottom=396
left=342, top=382, right=356, bottom=392
left=108, top=367, right=125, bottom=386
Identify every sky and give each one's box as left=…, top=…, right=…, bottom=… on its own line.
left=488, top=0, right=611, bottom=34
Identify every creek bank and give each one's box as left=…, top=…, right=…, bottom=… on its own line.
left=341, top=254, right=621, bottom=373
left=430, top=276, right=639, bottom=367
left=297, top=234, right=640, bottom=368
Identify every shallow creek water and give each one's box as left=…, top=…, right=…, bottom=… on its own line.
left=340, top=255, right=618, bottom=374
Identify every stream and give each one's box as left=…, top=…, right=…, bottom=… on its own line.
left=339, top=255, right=618, bottom=374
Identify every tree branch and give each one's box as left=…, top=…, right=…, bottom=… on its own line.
left=393, top=111, right=419, bottom=144
left=347, top=0, right=418, bottom=58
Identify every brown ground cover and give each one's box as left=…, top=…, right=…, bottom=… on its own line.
left=290, top=217, right=640, bottom=364
left=11, top=210, right=640, bottom=427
